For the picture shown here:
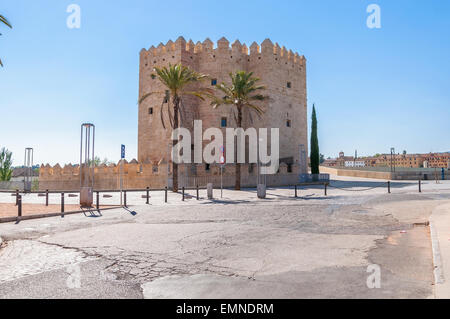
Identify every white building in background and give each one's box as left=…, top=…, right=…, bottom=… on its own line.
left=345, top=160, right=366, bottom=168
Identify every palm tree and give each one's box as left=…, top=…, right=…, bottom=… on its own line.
left=139, top=63, right=210, bottom=192
left=0, top=14, right=12, bottom=67
left=210, top=71, right=267, bottom=190
left=0, top=147, right=13, bottom=181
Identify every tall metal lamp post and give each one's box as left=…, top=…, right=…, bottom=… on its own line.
left=80, top=123, right=95, bottom=208
left=390, top=147, right=396, bottom=173
left=24, top=148, right=34, bottom=192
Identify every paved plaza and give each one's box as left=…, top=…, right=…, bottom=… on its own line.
left=0, top=176, right=449, bottom=299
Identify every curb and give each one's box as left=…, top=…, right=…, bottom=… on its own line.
left=0, top=206, right=123, bottom=224
left=429, top=219, right=445, bottom=285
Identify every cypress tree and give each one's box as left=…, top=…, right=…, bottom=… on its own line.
left=310, top=104, right=320, bottom=175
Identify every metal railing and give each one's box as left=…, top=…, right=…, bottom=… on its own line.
left=1, top=178, right=445, bottom=223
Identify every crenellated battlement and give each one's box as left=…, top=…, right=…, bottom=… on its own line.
left=39, top=160, right=302, bottom=191
left=39, top=160, right=168, bottom=177
left=140, top=37, right=306, bottom=66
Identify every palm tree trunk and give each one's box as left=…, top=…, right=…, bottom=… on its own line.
left=235, top=106, right=242, bottom=190
left=172, top=97, right=179, bottom=193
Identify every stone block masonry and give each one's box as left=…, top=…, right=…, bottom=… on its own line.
left=138, top=37, right=308, bottom=167
left=39, top=161, right=302, bottom=191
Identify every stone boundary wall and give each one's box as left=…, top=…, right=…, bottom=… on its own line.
left=39, top=161, right=302, bottom=191
left=320, top=166, right=392, bottom=180
left=0, top=181, right=24, bottom=190
left=394, top=170, right=449, bottom=181
left=320, top=166, right=449, bottom=181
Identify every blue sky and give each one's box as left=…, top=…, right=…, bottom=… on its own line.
left=1, top=0, right=449, bottom=166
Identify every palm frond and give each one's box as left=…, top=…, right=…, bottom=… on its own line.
left=245, top=103, right=264, bottom=116
left=160, top=100, right=167, bottom=129
left=0, top=15, right=12, bottom=68
left=248, top=94, right=266, bottom=101
left=209, top=70, right=267, bottom=119
left=138, top=92, right=153, bottom=105
left=0, top=15, right=12, bottom=29
left=151, top=63, right=209, bottom=129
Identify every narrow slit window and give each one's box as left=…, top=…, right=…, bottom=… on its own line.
left=149, top=107, right=153, bottom=115
left=221, top=117, right=227, bottom=127
left=164, top=90, right=169, bottom=103
left=286, top=120, right=291, bottom=127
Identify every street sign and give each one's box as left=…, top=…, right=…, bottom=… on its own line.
left=120, top=144, right=125, bottom=205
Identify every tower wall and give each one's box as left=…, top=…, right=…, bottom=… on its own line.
left=139, top=37, right=308, bottom=168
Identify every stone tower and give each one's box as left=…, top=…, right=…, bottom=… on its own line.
left=138, top=37, right=308, bottom=169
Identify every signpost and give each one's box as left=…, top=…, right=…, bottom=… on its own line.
left=80, top=124, right=95, bottom=208
left=220, top=146, right=225, bottom=198
left=120, top=145, right=125, bottom=206
left=24, top=148, right=34, bottom=192
left=121, top=144, right=126, bottom=160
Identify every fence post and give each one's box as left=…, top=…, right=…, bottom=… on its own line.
left=96, top=191, right=100, bottom=210
left=182, top=187, right=185, bottom=201
left=419, top=180, right=422, bottom=193
left=324, top=183, right=328, bottom=196
left=124, top=190, right=127, bottom=207
left=146, top=187, right=150, bottom=204
left=165, top=187, right=168, bottom=203
left=295, top=185, right=298, bottom=198
left=388, top=181, right=391, bottom=194
left=61, top=192, right=65, bottom=214
left=196, top=185, right=199, bottom=201
left=15, top=189, right=19, bottom=206
left=17, top=195, right=22, bottom=218
left=45, top=189, right=49, bottom=206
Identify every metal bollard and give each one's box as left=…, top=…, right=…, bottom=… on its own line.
left=295, top=185, right=298, bottom=198
left=196, top=185, right=199, bottom=201
left=324, top=183, right=328, bottom=196
left=388, top=181, right=391, bottom=194
left=182, top=187, right=185, bottom=201
left=146, top=187, right=150, bottom=204
left=15, top=189, right=19, bottom=206
left=17, top=195, right=22, bottom=217
left=61, top=192, right=65, bottom=213
left=96, top=191, right=100, bottom=210
left=207, top=183, right=213, bottom=200
left=45, top=189, right=49, bottom=206
left=165, top=187, right=168, bottom=203
left=419, top=180, right=422, bottom=193
left=124, top=191, right=127, bottom=207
